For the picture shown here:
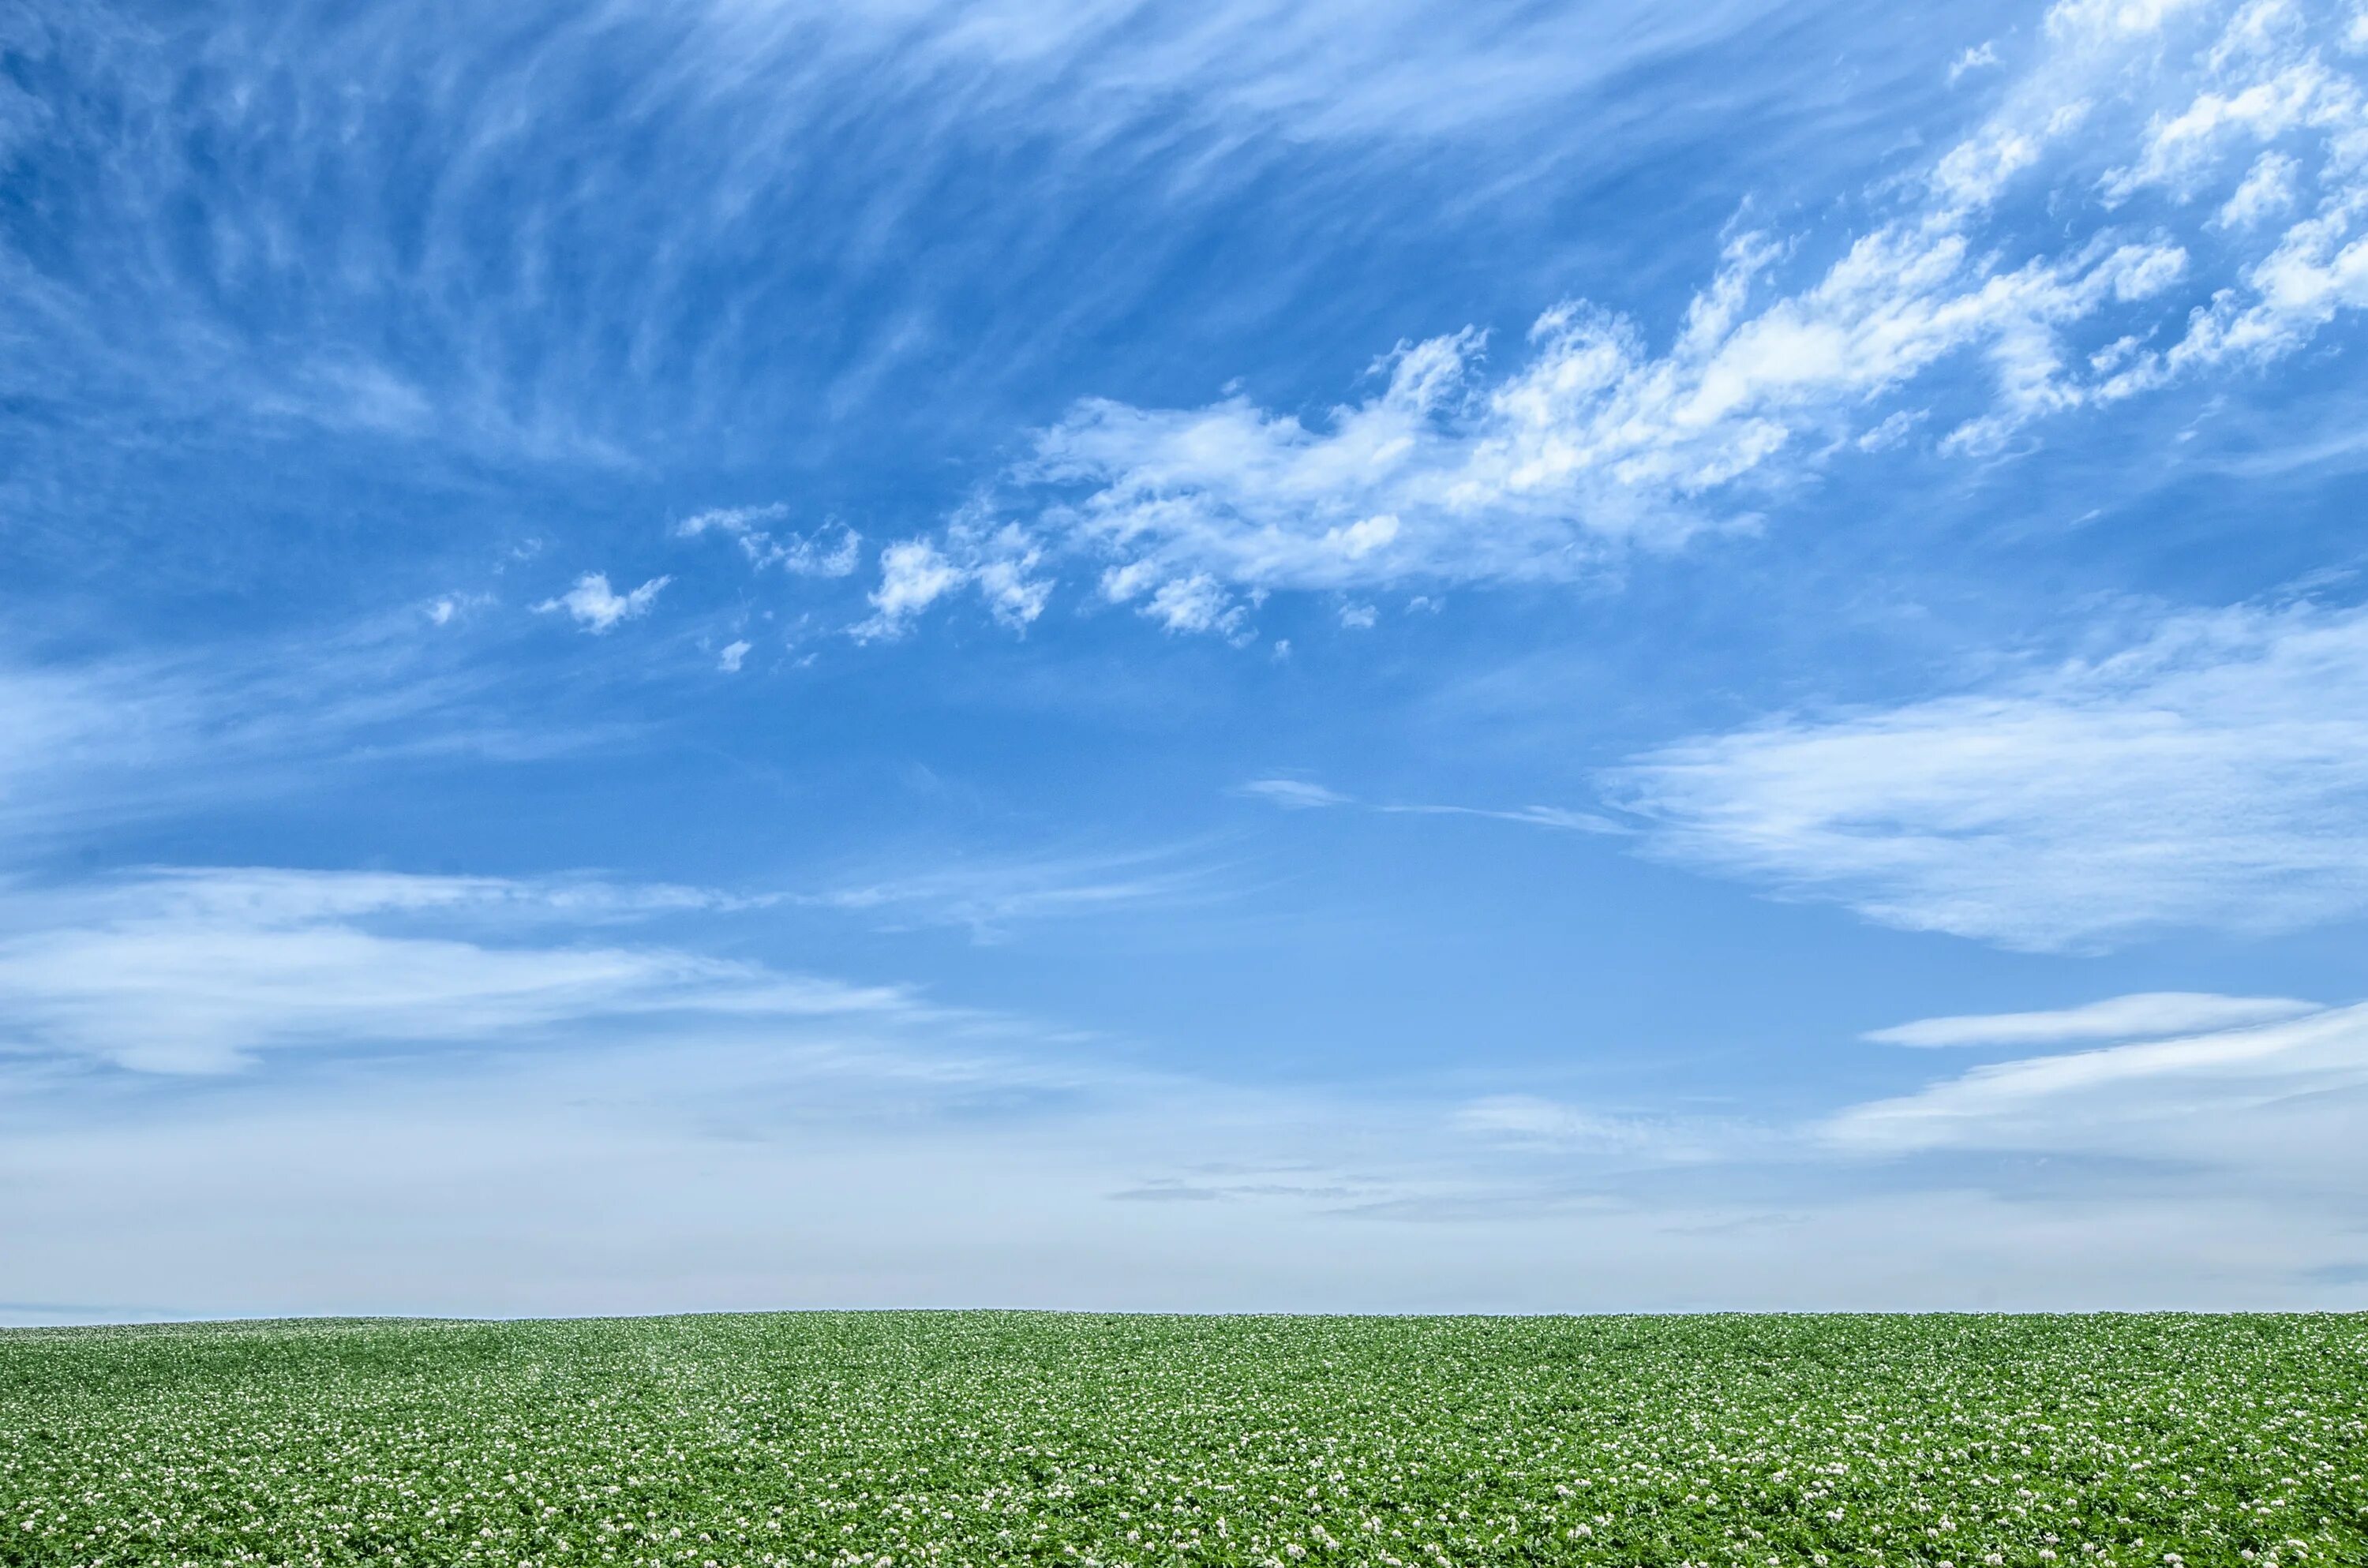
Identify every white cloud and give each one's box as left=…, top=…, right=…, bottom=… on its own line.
left=0, top=868, right=912, bottom=1075
left=1141, top=572, right=1247, bottom=637
left=1948, top=40, right=2003, bottom=84
left=1238, top=778, right=1354, bottom=809
left=534, top=572, right=670, bottom=632
left=1039, top=155, right=2155, bottom=589
left=1377, top=802, right=1626, bottom=834
left=424, top=591, right=494, bottom=627
left=687, top=0, right=1811, bottom=153
left=718, top=638, right=752, bottom=672
left=1611, top=597, right=2368, bottom=950
left=6, top=864, right=2366, bottom=1312
left=856, top=522, right=1050, bottom=640
left=1338, top=601, right=1378, bottom=630
left=864, top=540, right=965, bottom=633
left=845, top=0, right=2368, bottom=634
left=2217, top=147, right=2302, bottom=223
left=1827, top=1000, right=2368, bottom=1172
left=1865, top=990, right=2322, bottom=1046
left=7, top=0, right=1881, bottom=492
left=2076, top=2, right=2368, bottom=388
left=676, top=502, right=792, bottom=537
left=800, top=845, right=1222, bottom=941
left=0, top=634, right=581, bottom=865
left=1853, top=408, right=1927, bottom=451
left=1231, top=772, right=1620, bottom=833
left=1238, top=777, right=1621, bottom=833
left=1449, top=1095, right=1701, bottom=1155
left=679, top=505, right=863, bottom=578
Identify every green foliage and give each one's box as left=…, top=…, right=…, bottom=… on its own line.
left=2, top=1312, right=2364, bottom=1567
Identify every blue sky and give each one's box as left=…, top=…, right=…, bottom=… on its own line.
left=8, top=0, right=2368, bottom=1319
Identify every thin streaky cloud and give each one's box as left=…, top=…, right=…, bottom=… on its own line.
left=1240, top=778, right=1623, bottom=834
left=0, top=629, right=614, bottom=862
left=1609, top=596, right=2368, bottom=951
left=1866, top=991, right=2323, bottom=1047
left=1377, top=803, right=1628, bottom=836
left=794, top=844, right=1232, bottom=942
left=1237, top=778, right=1354, bottom=810
left=2, top=0, right=1784, bottom=482
left=0, top=866, right=920, bottom=1076
left=1826, top=1001, right=2368, bottom=1170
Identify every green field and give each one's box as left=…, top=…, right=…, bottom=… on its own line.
left=3, top=1313, right=2363, bottom=1568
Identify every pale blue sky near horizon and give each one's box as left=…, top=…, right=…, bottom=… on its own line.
left=7, top=0, right=2368, bottom=1320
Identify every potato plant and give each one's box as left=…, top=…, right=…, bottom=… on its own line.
left=3, top=1313, right=2363, bottom=1568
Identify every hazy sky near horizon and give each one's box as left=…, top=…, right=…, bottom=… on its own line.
left=8, top=0, right=2368, bottom=1320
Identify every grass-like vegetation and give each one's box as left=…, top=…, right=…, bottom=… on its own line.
left=2, top=1312, right=2363, bottom=1567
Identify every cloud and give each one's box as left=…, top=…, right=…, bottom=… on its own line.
left=717, top=638, right=752, bottom=672
left=682, top=0, right=1798, bottom=152
left=1948, top=41, right=2003, bottom=84
left=855, top=522, right=1051, bottom=640
left=1238, top=778, right=1354, bottom=809
left=1030, top=210, right=2114, bottom=619
left=1238, top=777, right=1622, bottom=833
left=797, top=845, right=1225, bottom=941
left=1141, top=573, right=1248, bottom=638
left=847, top=0, right=2368, bottom=634
left=1827, top=1000, right=2368, bottom=1170
left=864, top=541, right=965, bottom=634
left=679, top=506, right=863, bottom=578
left=1449, top=1095, right=1707, bottom=1156
left=6, top=0, right=1792, bottom=502
left=534, top=572, right=670, bottom=633
left=1865, top=990, right=2323, bottom=1046
left=2077, top=2, right=2368, bottom=390
left=1611, top=596, right=2368, bottom=950
left=4, top=865, right=2365, bottom=1312
left=676, top=503, right=791, bottom=538
left=424, top=592, right=496, bottom=627
left=0, top=631, right=590, bottom=865
left=2217, top=148, right=2302, bottom=224
left=1376, top=802, right=1627, bottom=835
left=0, top=867, right=913, bottom=1074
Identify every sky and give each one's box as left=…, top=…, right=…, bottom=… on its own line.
left=6, top=0, right=2368, bottom=1322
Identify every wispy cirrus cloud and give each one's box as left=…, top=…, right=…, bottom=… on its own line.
left=1238, top=777, right=1623, bottom=834
left=6, top=881, right=2365, bottom=1312
left=1237, top=778, right=1354, bottom=810
left=1865, top=990, right=2322, bottom=1047
left=793, top=844, right=1229, bottom=943
left=1827, top=999, right=2368, bottom=1174
left=2, top=0, right=1787, bottom=491
left=1448, top=1095, right=1730, bottom=1160
left=1377, top=802, right=1626, bottom=835
left=1609, top=595, right=2368, bottom=951
left=0, top=628, right=606, bottom=863
left=0, top=866, right=918, bottom=1075
left=873, top=0, right=2368, bottom=635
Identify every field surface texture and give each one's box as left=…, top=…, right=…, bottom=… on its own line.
left=2, top=1313, right=2364, bottom=1568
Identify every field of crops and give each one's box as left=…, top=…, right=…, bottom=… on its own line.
left=2, top=1313, right=2363, bottom=1568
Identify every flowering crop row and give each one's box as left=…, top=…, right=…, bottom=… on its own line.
left=2, top=1312, right=2362, bottom=1567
